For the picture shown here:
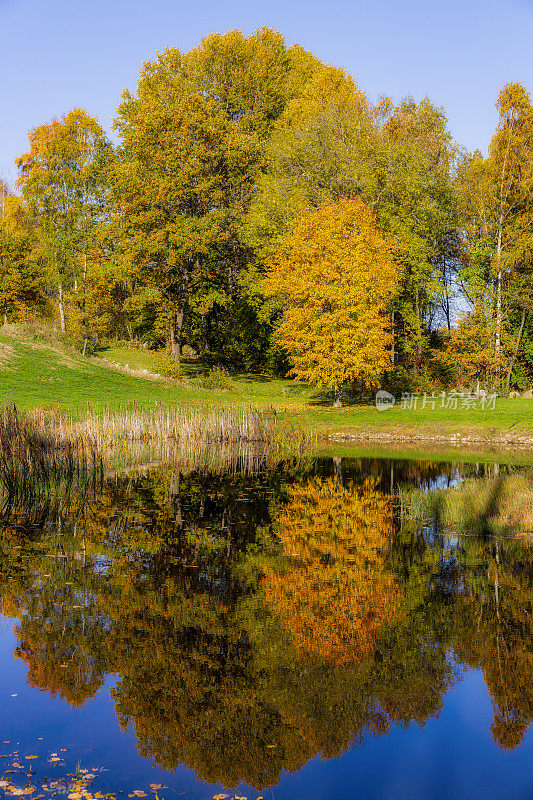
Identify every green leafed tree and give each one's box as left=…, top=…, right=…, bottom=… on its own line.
left=112, top=28, right=324, bottom=370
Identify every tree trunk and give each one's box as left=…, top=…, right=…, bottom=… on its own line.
left=170, top=308, right=184, bottom=369
left=505, top=309, right=527, bottom=394
left=391, top=308, right=395, bottom=366
left=495, top=224, right=503, bottom=377
left=415, top=287, right=422, bottom=370
left=169, top=267, right=191, bottom=370
left=58, top=283, right=66, bottom=333
left=333, top=380, right=343, bottom=408
left=201, top=312, right=210, bottom=355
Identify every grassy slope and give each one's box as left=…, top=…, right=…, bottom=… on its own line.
left=0, top=330, right=532, bottom=447
left=0, top=332, right=310, bottom=412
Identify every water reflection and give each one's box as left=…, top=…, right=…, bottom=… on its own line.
left=0, top=458, right=532, bottom=790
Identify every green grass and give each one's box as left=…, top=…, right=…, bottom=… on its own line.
left=100, top=342, right=167, bottom=373
left=307, top=396, right=533, bottom=436
left=0, top=328, right=312, bottom=412
left=0, top=327, right=532, bottom=453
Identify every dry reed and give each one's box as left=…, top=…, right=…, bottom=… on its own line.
left=0, top=404, right=314, bottom=503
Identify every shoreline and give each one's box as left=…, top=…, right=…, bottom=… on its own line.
left=322, top=426, right=533, bottom=453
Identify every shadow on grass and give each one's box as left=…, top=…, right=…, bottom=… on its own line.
left=307, top=391, right=377, bottom=408
left=228, top=372, right=277, bottom=384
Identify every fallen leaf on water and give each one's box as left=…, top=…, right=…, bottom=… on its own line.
left=25, top=756, right=39, bottom=760
left=212, top=795, right=228, bottom=800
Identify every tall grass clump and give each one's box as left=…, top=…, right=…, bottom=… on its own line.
left=0, top=406, right=103, bottom=505
left=398, top=471, right=533, bottom=536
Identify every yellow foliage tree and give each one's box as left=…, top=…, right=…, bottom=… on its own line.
left=266, top=198, right=401, bottom=405
left=263, top=477, right=398, bottom=665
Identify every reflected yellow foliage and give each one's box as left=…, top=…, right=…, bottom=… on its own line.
left=263, top=477, right=398, bottom=664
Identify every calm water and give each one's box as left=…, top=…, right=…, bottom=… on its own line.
left=0, top=455, right=532, bottom=800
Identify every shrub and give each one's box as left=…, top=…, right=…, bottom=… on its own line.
left=199, top=366, right=235, bottom=390
left=151, top=349, right=178, bottom=378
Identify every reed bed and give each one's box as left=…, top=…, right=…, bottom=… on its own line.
left=0, top=404, right=314, bottom=504
left=37, top=404, right=313, bottom=462
left=0, top=406, right=103, bottom=505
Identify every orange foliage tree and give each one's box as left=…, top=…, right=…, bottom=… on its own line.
left=263, top=476, right=398, bottom=664
left=266, top=198, right=401, bottom=405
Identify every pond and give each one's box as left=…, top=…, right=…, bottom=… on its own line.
left=0, top=454, right=532, bottom=800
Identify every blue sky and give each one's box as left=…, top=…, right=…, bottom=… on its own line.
left=1, top=0, right=533, bottom=182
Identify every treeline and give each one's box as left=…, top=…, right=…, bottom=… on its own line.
left=1, top=28, right=532, bottom=393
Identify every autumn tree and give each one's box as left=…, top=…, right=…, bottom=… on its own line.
left=266, top=198, right=401, bottom=405
left=458, top=83, right=533, bottom=391
left=0, top=196, right=46, bottom=323
left=16, top=109, right=112, bottom=335
left=437, top=306, right=513, bottom=389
